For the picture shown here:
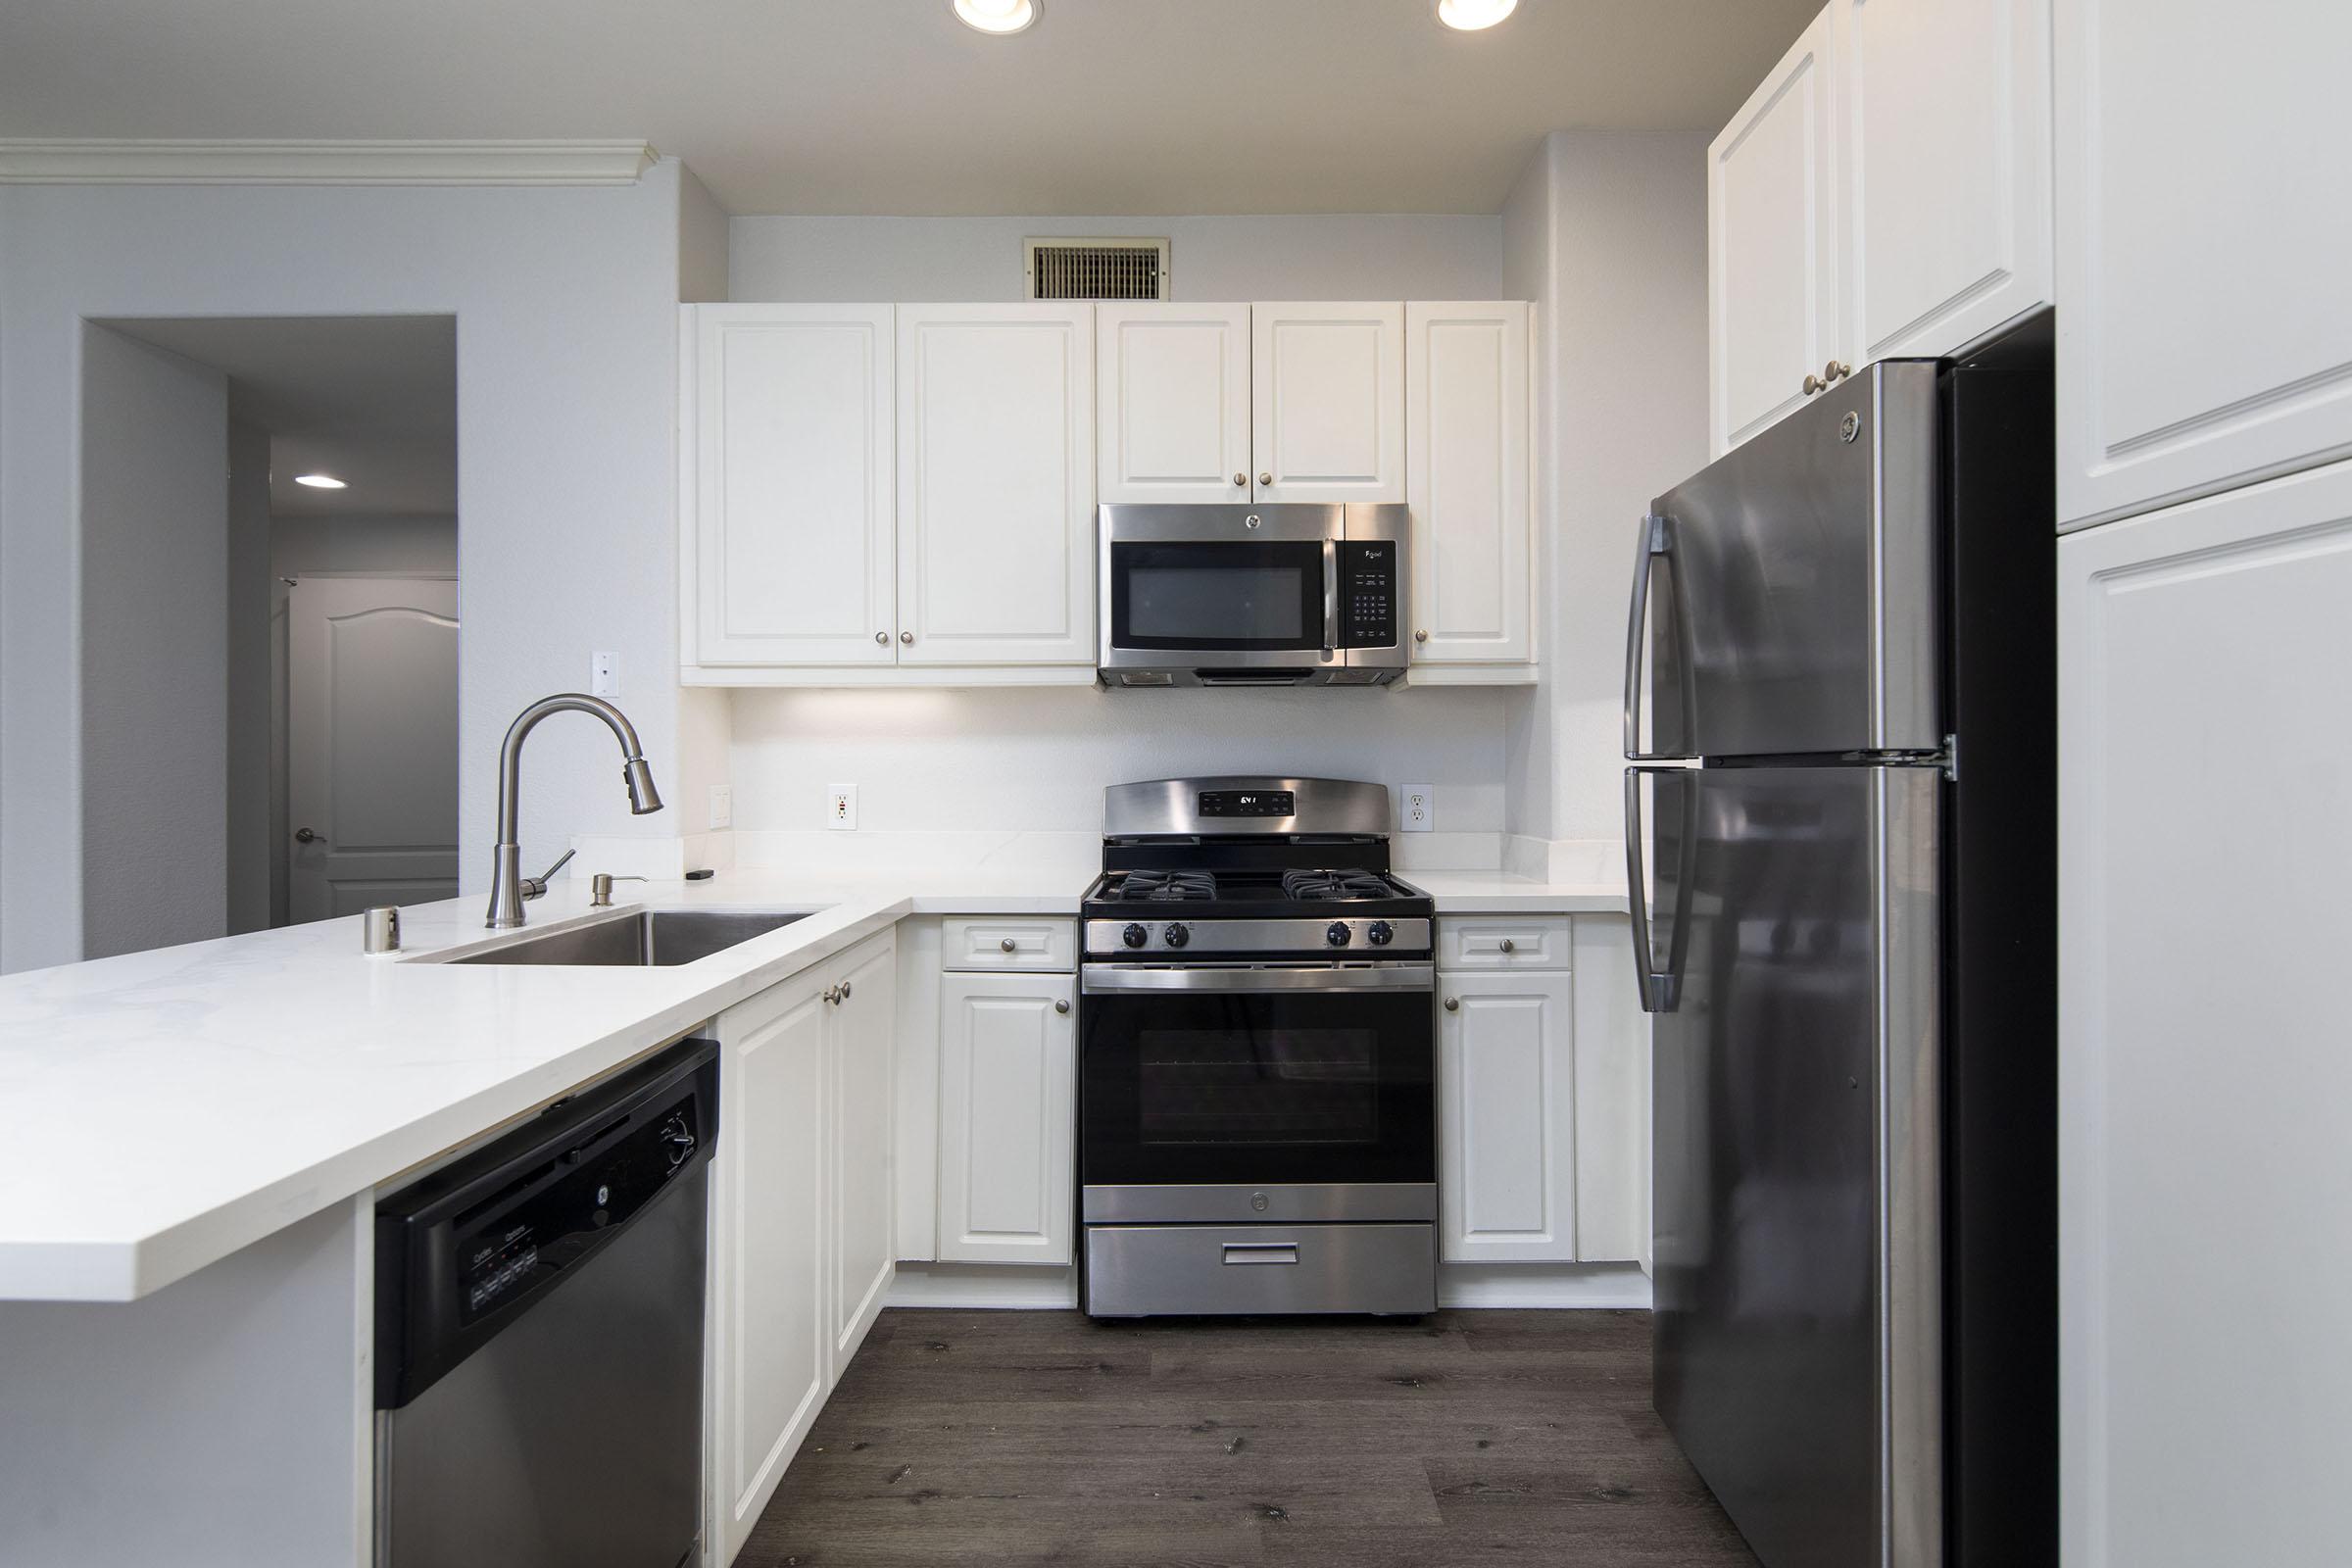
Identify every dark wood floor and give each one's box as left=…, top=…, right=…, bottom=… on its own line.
left=742, top=1307, right=1761, bottom=1567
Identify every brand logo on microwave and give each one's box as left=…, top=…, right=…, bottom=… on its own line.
left=1359, top=547, right=1387, bottom=561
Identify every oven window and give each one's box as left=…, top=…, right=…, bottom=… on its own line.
left=1137, top=1028, right=1379, bottom=1146
left=1108, top=541, right=1325, bottom=651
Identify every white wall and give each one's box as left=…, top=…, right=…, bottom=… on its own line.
left=0, top=164, right=700, bottom=971
left=78, top=325, right=231, bottom=960
left=225, top=419, right=273, bottom=936
left=270, top=514, right=459, bottom=577
left=730, top=214, right=1503, bottom=303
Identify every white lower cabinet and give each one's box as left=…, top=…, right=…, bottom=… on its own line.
left=936, top=970, right=1076, bottom=1265
left=706, top=930, right=897, bottom=1567
left=1439, top=969, right=1577, bottom=1262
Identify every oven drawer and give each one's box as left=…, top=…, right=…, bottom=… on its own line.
left=1437, top=916, right=1570, bottom=970
left=942, top=917, right=1075, bottom=971
left=1083, top=1223, right=1437, bottom=1317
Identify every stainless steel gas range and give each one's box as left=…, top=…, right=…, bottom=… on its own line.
left=1077, top=776, right=1439, bottom=1318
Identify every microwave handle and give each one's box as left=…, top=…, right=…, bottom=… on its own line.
left=1322, top=539, right=1340, bottom=654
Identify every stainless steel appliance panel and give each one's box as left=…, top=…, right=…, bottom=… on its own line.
left=1645, top=762, right=1942, bottom=1568
left=1084, top=1223, right=1437, bottom=1317
left=1635, top=362, right=1941, bottom=760
left=1083, top=1181, right=1438, bottom=1225
left=1102, top=775, right=1392, bottom=838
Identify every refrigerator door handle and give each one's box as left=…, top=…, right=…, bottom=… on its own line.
left=1623, top=514, right=1693, bottom=760
left=1624, top=765, right=1696, bottom=1014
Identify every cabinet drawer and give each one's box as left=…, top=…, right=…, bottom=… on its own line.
left=941, top=917, right=1075, bottom=971
left=1438, top=916, right=1571, bottom=969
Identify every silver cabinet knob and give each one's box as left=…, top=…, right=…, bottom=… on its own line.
left=1444, top=997, right=1459, bottom=1011
left=294, top=826, right=323, bottom=843
left=900, top=631, right=913, bottom=645
left=1000, top=937, right=1017, bottom=953
left=1413, top=630, right=1429, bottom=644
left=1803, top=372, right=1825, bottom=395
left=1233, top=472, right=1247, bottom=486
left=1824, top=360, right=1852, bottom=382
left=1054, top=999, right=1070, bottom=1014
left=1500, top=938, right=1516, bottom=954
left=839, top=980, right=852, bottom=1001
left=875, top=630, right=889, bottom=645
left=822, top=985, right=840, bottom=1004
left=1258, top=471, right=1273, bottom=486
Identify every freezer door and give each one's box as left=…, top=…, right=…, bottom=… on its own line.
left=1648, top=763, right=1943, bottom=1568
left=1636, top=362, right=1942, bottom=760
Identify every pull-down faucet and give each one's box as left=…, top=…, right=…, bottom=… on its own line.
left=486, top=694, right=663, bottom=927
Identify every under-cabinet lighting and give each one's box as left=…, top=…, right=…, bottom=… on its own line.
left=953, top=0, right=1038, bottom=34
left=293, top=473, right=347, bottom=489
left=1438, top=0, right=1518, bottom=29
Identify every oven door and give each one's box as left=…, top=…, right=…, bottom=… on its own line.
left=1080, top=963, right=1436, bottom=1224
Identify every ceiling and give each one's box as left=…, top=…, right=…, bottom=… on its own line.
left=0, top=0, right=1819, bottom=215
left=103, top=317, right=457, bottom=517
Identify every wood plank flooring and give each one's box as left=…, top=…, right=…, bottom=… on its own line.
left=742, top=1307, right=1760, bottom=1567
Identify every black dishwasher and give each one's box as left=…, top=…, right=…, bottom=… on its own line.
left=374, top=1037, right=717, bottom=1568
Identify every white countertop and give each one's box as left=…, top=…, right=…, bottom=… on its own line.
left=0, top=865, right=1621, bottom=1303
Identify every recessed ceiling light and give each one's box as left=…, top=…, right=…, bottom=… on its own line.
left=1438, top=0, right=1517, bottom=29
left=294, top=473, right=347, bottom=489
left=952, top=0, right=1037, bottom=34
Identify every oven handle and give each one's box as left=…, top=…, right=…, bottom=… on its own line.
left=1082, top=963, right=1435, bottom=995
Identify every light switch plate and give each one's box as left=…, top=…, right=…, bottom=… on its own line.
left=826, top=784, right=858, bottom=831
left=591, top=651, right=619, bottom=697
left=707, top=785, right=733, bottom=830
left=1400, top=784, right=1434, bottom=832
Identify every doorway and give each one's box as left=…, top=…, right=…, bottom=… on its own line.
left=79, top=315, right=459, bottom=954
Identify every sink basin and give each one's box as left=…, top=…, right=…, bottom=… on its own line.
left=443, top=909, right=812, bottom=967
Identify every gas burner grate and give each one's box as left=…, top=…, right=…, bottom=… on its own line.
left=1114, top=869, right=1218, bottom=903
left=1280, top=869, right=1396, bottom=903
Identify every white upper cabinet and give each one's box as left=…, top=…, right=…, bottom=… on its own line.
left=896, top=303, right=1097, bottom=665
left=2055, top=0, right=2352, bottom=527
left=684, top=305, right=896, bottom=665
left=1835, top=0, right=2051, bottom=368
left=1251, top=302, right=1405, bottom=502
left=1096, top=303, right=1253, bottom=503
left=1710, top=6, right=1841, bottom=454
left=1406, top=301, right=1533, bottom=666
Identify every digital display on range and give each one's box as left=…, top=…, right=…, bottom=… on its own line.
left=1199, top=790, right=1295, bottom=817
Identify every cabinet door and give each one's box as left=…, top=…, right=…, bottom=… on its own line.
left=1438, top=969, right=1577, bottom=1262
left=1406, top=302, right=1533, bottom=664
left=1709, top=5, right=1839, bottom=454
left=896, top=304, right=1095, bottom=665
left=709, top=969, right=830, bottom=1565
left=687, top=304, right=896, bottom=666
left=828, top=933, right=898, bottom=1379
left=1097, top=303, right=1252, bottom=504
left=1834, top=0, right=2049, bottom=368
left=937, top=971, right=1075, bottom=1264
left=1251, top=302, right=1405, bottom=502
left=2059, top=460, right=2352, bottom=1568
left=2055, top=1, right=2352, bottom=527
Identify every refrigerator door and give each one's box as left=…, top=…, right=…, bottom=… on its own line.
left=1634, top=362, right=1943, bottom=760
left=1646, top=762, right=1943, bottom=1568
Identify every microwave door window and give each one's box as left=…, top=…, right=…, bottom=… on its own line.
left=1109, top=541, right=1326, bottom=651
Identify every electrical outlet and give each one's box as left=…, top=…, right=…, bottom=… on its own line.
left=707, top=784, right=733, bottom=830
left=1400, top=784, right=1435, bottom=832
left=826, top=784, right=858, bottom=831
left=591, top=651, right=619, bottom=697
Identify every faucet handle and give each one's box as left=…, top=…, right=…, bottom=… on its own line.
left=589, top=871, right=650, bottom=907
left=519, top=848, right=576, bottom=900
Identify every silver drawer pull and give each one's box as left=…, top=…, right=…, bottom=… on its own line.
left=1499, top=938, right=1516, bottom=954
left=1222, top=1242, right=1299, bottom=1266
left=1000, top=937, right=1017, bottom=953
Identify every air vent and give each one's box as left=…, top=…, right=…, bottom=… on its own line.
left=1026, top=237, right=1170, bottom=301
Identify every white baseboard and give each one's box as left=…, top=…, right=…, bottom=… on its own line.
left=884, top=1260, right=1651, bottom=1312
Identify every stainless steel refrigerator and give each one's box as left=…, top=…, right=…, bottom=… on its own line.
left=1624, top=315, right=2056, bottom=1568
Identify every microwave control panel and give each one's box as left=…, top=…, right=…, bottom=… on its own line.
left=1339, top=541, right=1398, bottom=648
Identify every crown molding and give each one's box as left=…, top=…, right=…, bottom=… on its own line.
left=0, top=139, right=658, bottom=186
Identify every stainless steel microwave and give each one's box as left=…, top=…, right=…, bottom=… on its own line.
left=1097, top=504, right=1409, bottom=687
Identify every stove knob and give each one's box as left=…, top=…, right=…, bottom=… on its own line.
left=1162, top=922, right=1191, bottom=950
left=1122, top=922, right=1149, bottom=950
left=1326, top=921, right=1352, bottom=948
left=1366, top=920, right=1395, bottom=947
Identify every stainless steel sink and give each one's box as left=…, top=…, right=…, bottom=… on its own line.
left=442, top=909, right=812, bottom=966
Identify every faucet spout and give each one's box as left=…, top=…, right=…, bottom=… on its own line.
left=485, top=694, right=665, bottom=928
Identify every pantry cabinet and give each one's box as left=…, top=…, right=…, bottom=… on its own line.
left=1405, top=301, right=1533, bottom=667
left=705, top=930, right=896, bottom=1567
left=936, top=970, right=1077, bottom=1266
left=1252, top=301, right=1406, bottom=502
left=1096, top=302, right=1253, bottom=503
left=1710, top=0, right=2053, bottom=454
left=2054, top=0, right=2352, bottom=527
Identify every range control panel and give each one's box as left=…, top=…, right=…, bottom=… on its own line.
left=1339, top=541, right=1397, bottom=648
left=1199, top=789, right=1296, bottom=818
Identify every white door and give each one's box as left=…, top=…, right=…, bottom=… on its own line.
left=709, top=969, right=830, bottom=1566
left=828, top=933, right=898, bottom=1379
left=686, top=304, right=896, bottom=666
left=1405, top=301, right=1533, bottom=664
left=937, top=971, right=1075, bottom=1265
left=1835, top=0, right=2050, bottom=367
left=2058, top=459, right=2352, bottom=1568
left=895, top=303, right=1095, bottom=666
left=1097, top=302, right=1252, bottom=504
left=1251, top=301, right=1405, bottom=502
left=1438, top=970, right=1578, bottom=1262
left=2055, top=1, right=2352, bottom=527
left=285, top=575, right=459, bottom=923
left=1710, top=5, right=1840, bottom=454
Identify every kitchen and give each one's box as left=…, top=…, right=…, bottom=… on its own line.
left=0, top=2, right=2345, bottom=1566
